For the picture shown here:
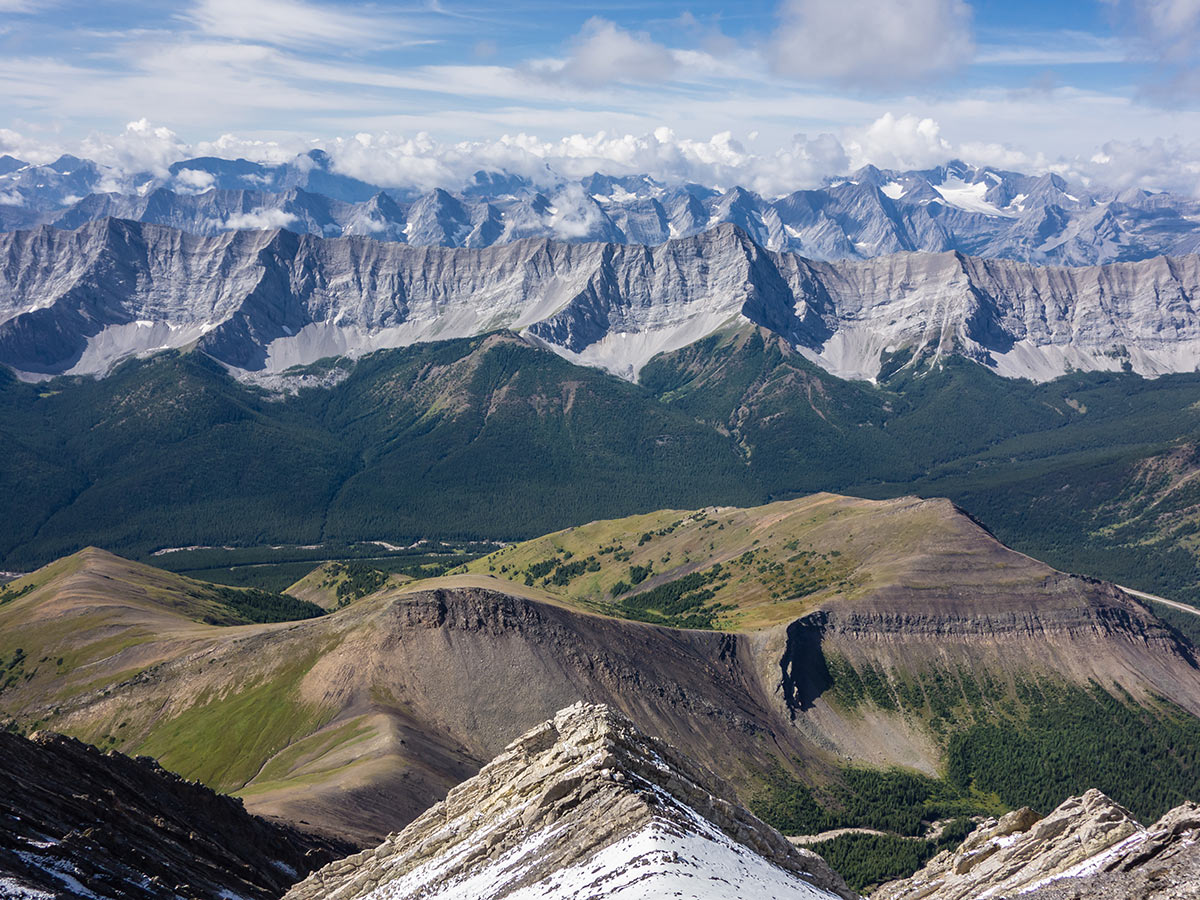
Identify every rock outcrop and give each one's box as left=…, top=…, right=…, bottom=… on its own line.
left=3, top=219, right=1200, bottom=382
left=0, top=730, right=351, bottom=900
left=873, top=789, right=1200, bottom=900
left=284, top=702, right=854, bottom=900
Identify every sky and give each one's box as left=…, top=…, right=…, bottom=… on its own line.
left=3, top=0, right=1200, bottom=194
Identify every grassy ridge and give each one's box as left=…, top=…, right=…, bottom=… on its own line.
left=462, top=496, right=894, bottom=629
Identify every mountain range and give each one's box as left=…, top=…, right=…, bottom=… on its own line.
left=4, top=150, right=1200, bottom=266
left=3, top=497, right=1198, bottom=847
left=3, top=218, right=1200, bottom=384
left=5, top=146, right=1200, bottom=899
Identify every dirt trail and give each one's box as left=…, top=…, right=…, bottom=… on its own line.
left=1119, top=585, right=1200, bottom=618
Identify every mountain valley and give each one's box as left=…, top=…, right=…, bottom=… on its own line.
left=2, top=163, right=1200, bottom=900
left=10, top=2, right=1200, bottom=894
left=5, top=325, right=1200, bottom=615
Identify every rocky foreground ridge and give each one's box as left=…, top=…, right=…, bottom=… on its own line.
left=0, top=730, right=350, bottom=900
left=874, top=789, right=1200, bottom=900
left=284, top=702, right=855, bottom=900
left=3, top=219, right=1200, bottom=382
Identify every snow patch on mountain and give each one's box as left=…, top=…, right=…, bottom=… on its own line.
left=932, top=178, right=1015, bottom=217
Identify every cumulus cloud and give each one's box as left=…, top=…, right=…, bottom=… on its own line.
left=318, top=127, right=850, bottom=196
left=1079, top=136, right=1200, bottom=194
left=549, top=18, right=678, bottom=86
left=1112, top=0, right=1200, bottom=63
left=547, top=184, right=607, bottom=239
left=769, top=0, right=974, bottom=87
left=10, top=113, right=1200, bottom=201
left=844, top=113, right=952, bottom=170
left=1105, top=0, right=1200, bottom=96
left=218, top=209, right=298, bottom=230
left=79, top=119, right=188, bottom=179
left=173, top=168, right=217, bottom=193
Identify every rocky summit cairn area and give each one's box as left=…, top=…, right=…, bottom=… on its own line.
left=874, top=788, right=1200, bottom=900
left=284, top=702, right=855, bottom=900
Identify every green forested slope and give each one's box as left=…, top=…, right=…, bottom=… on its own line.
left=0, top=335, right=757, bottom=566
left=4, top=328, right=1200, bottom=607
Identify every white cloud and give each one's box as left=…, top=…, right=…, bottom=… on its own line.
left=1117, top=0, right=1200, bottom=63
left=551, top=18, right=678, bottom=86
left=845, top=113, right=951, bottom=170
left=321, top=128, right=849, bottom=196
left=187, top=0, right=386, bottom=48
left=547, top=184, right=607, bottom=238
left=79, top=119, right=188, bottom=178
left=1078, top=136, right=1200, bottom=194
left=219, top=209, right=298, bottom=230
left=769, top=0, right=974, bottom=87
left=1105, top=0, right=1200, bottom=95
left=173, top=168, right=217, bottom=193
left=8, top=109, right=1200, bottom=202
left=974, top=32, right=1126, bottom=66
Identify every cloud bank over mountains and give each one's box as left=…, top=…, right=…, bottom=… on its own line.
left=1, top=0, right=1200, bottom=199
left=4, top=115, right=1200, bottom=201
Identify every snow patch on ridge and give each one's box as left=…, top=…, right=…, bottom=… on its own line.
left=933, top=178, right=1014, bottom=218
left=360, top=818, right=838, bottom=900
left=540, top=311, right=745, bottom=381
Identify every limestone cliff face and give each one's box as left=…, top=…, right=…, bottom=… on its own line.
left=873, top=789, right=1200, bottom=900
left=283, top=702, right=854, bottom=900
left=3, top=219, right=1200, bottom=381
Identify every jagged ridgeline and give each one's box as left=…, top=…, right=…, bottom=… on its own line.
left=5, top=153, right=1200, bottom=267
left=2, top=495, right=1198, bottom=867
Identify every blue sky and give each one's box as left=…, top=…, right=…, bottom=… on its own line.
left=2, top=0, right=1200, bottom=193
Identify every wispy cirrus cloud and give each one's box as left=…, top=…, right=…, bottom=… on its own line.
left=185, top=0, right=408, bottom=49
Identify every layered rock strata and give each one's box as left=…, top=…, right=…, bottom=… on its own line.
left=0, top=731, right=350, bottom=900
left=3, top=219, right=1200, bottom=381
left=874, top=789, right=1200, bottom=900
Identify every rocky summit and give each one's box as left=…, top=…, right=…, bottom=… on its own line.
left=284, top=702, right=855, bottom=900
left=874, top=788, right=1200, bottom=900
